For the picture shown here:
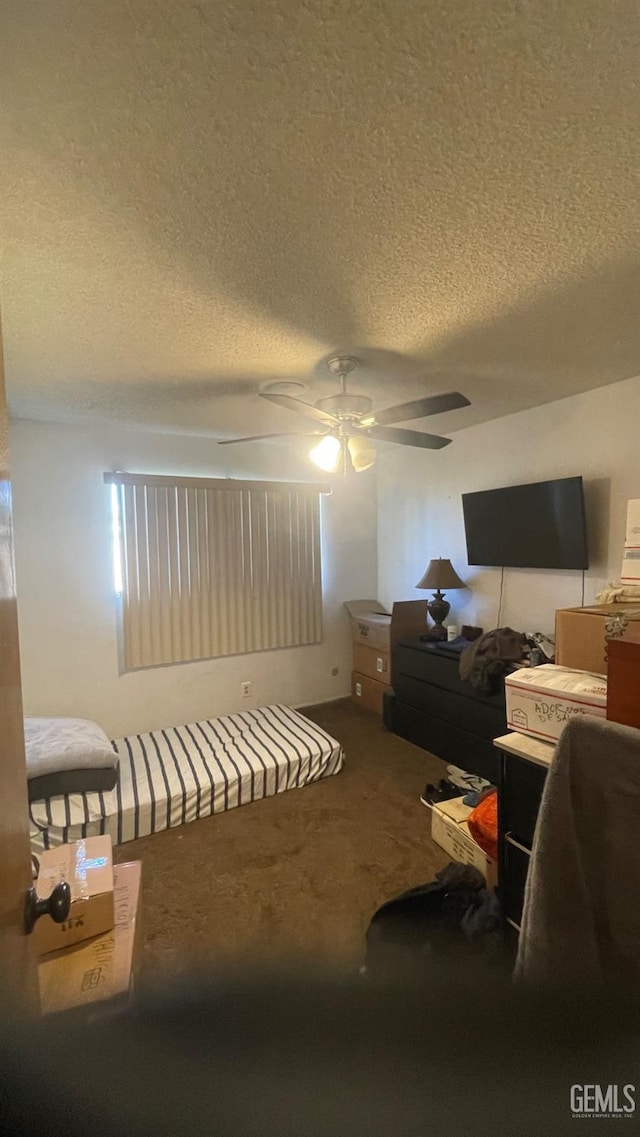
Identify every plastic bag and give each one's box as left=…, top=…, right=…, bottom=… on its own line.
left=467, top=789, right=498, bottom=862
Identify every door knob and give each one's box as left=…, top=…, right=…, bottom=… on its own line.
left=24, top=881, right=72, bottom=934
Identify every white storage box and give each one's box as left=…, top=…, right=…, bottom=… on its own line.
left=622, top=498, right=640, bottom=582
left=430, top=798, right=497, bottom=888
left=505, top=664, right=607, bottom=744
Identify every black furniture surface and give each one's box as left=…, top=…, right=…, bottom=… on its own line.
left=383, top=638, right=506, bottom=784
left=495, top=736, right=549, bottom=947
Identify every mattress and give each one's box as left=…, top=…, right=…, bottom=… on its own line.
left=30, top=704, right=344, bottom=854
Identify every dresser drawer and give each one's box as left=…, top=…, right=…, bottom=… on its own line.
left=392, top=675, right=506, bottom=741
left=501, top=753, right=547, bottom=846
left=393, top=641, right=506, bottom=708
left=387, top=700, right=501, bottom=784
left=502, top=834, right=531, bottom=925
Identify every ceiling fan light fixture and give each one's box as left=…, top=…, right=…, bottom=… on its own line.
left=260, top=379, right=307, bottom=396
left=233, top=357, right=469, bottom=458
left=347, top=434, right=377, bottom=472
left=309, top=434, right=342, bottom=472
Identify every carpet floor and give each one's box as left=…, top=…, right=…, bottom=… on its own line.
left=114, top=699, right=451, bottom=982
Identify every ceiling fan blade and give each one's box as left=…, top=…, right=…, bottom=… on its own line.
left=259, top=391, right=340, bottom=427
left=366, top=425, right=452, bottom=449
left=218, top=431, right=326, bottom=445
left=363, top=391, right=470, bottom=427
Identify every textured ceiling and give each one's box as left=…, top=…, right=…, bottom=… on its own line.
left=2, top=0, right=640, bottom=439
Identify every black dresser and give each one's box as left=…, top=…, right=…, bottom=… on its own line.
left=383, top=637, right=506, bottom=785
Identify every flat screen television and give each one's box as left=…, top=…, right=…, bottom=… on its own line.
left=462, top=476, right=588, bottom=569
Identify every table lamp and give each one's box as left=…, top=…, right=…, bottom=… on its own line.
left=416, top=558, right=467, bottom=641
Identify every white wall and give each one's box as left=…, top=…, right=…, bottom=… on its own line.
left=10, top=420, right=377, bottom=737
left=13, top=374, right=638, bottom=740
left=377, top=374, right=640, bottom=638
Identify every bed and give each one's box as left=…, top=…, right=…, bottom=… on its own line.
left=29, top=704, right=344, bottom=854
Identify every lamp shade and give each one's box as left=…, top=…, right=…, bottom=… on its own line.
left=416, top=558, right=466, bottom=591
left=347, top=435, right=376, bottom=472
left=309, top=434, right=342, bottom=472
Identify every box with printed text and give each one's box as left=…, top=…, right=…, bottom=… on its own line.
left=344, top=599, right=428, bottom=650
left=38, top=861, right=142, bottom=1014
left=505, top=664, right=607, bottom=744
left=429, top=797, right=497, bottom=889
left=33, top=835, right=115, bottom=956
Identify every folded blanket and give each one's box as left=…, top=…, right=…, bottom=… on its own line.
left=25, top=717, right=119, bottom=801
left=595, top=584, right=640, bottom=604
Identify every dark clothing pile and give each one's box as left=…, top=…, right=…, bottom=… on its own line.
left=459, top=626, right=527, bottom=694
left=365, top=863, right=502, bottom=980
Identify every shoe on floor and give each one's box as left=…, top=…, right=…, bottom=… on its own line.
left=420, top=779, right=465, bottom=807
left=446, top=764, right=492, bottom=793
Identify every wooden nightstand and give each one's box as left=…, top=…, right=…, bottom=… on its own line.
left=607, top=632, right=640, bottom=729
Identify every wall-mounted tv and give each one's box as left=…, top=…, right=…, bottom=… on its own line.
left=462, top=476, right=588, bottom=570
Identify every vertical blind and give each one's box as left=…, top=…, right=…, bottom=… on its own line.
left=105, top=474, right=329, bottom=671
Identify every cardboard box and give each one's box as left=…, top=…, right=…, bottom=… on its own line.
left=505, top=664, right=607, bottom=744
left=622, top=499, right=640, bottom=581
left=625, top=499, right=640, bottom=545
left=344, top=599, right=428, bottom=651
left=430, top=798, right=497, bottom=888
left=352, top=641, right=390, bottom=682
left=33, top=835, right=115, bottom=956
left=38, top=861, right=142, bottom=1015
left=345, top=600, right=391, bottom=650
left=555, top=605, right=640, bottom=674
left=351, top=670, right=391, bottom=716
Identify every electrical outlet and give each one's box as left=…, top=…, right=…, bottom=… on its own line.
left=241, top=681, right=252, bottom=698
left=355, top=682, right=362, bottom=697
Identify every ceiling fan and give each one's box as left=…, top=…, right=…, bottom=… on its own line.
left=219, top=356, right=471, bottom=473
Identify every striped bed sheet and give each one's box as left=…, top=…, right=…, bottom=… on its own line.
left=29, top=704, right=344, bottom=854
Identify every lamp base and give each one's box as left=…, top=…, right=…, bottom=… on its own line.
left=420, top=627, right=448, bottom=643
left=427, top=590, right=451, bottom=640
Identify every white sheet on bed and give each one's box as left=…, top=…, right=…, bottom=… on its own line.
left=30, top=704, right=344, bottom=854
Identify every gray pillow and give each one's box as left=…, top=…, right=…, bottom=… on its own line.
left=25, top=717, right=119, bottom=802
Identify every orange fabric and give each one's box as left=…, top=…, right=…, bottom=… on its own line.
left=467, top=789, right=498, bottom=862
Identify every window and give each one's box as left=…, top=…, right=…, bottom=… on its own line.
left=106, top=473, right=329, bottom=671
